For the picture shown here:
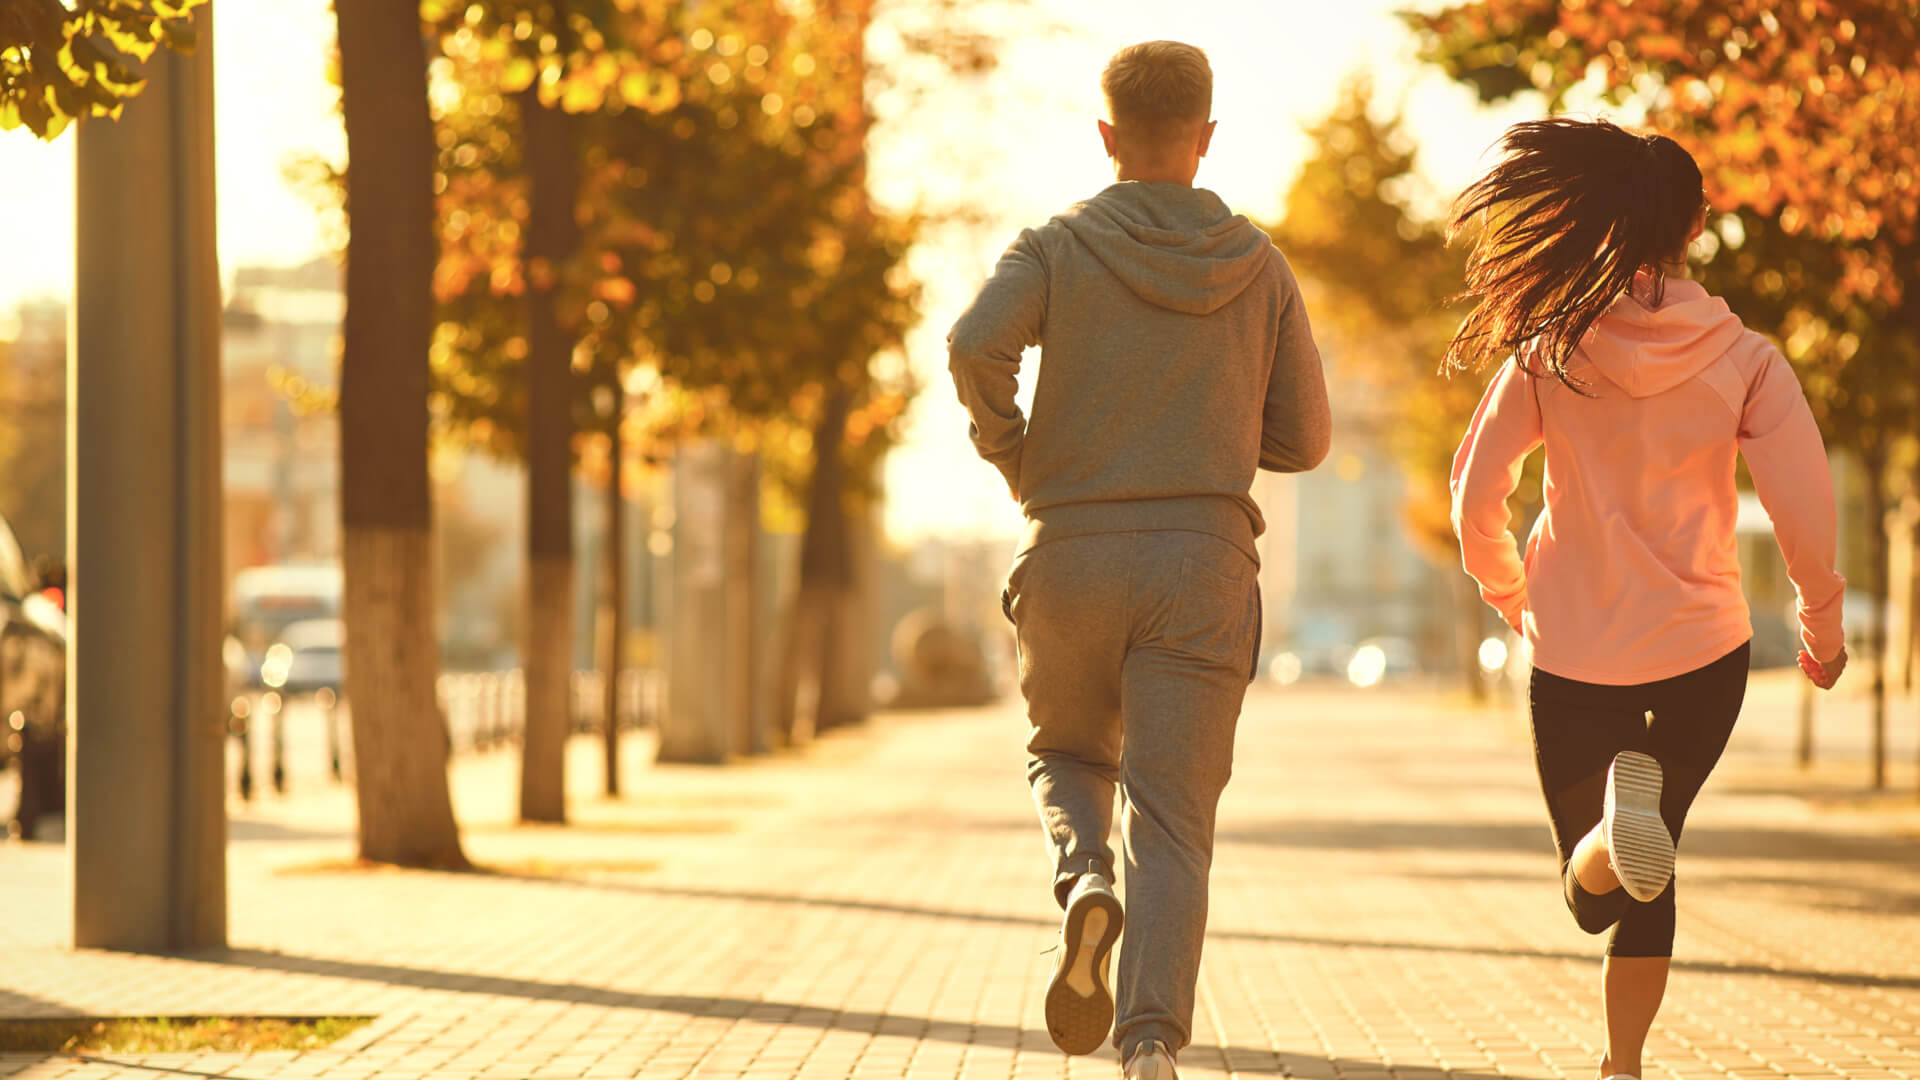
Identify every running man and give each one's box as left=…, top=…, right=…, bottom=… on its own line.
left=948, top=40, right=1332, bottom=1080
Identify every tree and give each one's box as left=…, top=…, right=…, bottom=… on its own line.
left=0, top=333, right=66, bottom=563
left=334, top=0, right=468, bottom=867
left=428, top=0, right=922, bottom=754
left=515, top=80, right=579, bottom=822
left=1407, top=0, right=1920, bottom=787
left=426, top=0, right=713, bottom=801
left=0, top=0, right=204, bottom=138
left=1266, top=78, right=1532, bottom=698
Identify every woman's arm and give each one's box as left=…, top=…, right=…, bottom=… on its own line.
left=1739, top=344, right=1846, bottom=665
left=1450, top=359, right=1544, bottom=633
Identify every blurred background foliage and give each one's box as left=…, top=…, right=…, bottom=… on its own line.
left=0, top=0, right=207, bottom=138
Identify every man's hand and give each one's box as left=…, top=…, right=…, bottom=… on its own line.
left=1798, top=646, right=1848, bottom=690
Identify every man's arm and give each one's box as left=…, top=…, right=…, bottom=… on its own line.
left=948, top=228, right=1047, bottom=499
left=1260, top=254, right=1331, bottom=472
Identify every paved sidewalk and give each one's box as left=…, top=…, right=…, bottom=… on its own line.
left=2, top=682, right=1918, bottom=1080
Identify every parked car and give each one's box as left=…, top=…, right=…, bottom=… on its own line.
left=0, top=513, right=65, bottom=840
left=261, top=618, right=344, bottom=699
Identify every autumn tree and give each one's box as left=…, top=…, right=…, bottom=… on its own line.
left=428, top=0, right=935, bottom=755
left=0, top=333, right=65, bottom=563
left=1267, top=78, right=1530, bottom=698
left=334, top=0, right=468, bottom=867
left=425, top=0, right=698, bottom=814
left=0, top=0, right=205, bottom=138
left=1408, top=0, right=1920, bottom=786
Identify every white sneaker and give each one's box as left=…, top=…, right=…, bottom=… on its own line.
left=1045, top=871, right=1123, bottom=1055
left=1603, top=751, right=1674, bottom=903
left=1123, top=1039, right=1177, bottom=1080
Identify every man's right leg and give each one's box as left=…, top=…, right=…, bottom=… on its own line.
left=1009, top=535, right=1133, bottom=1053
left=1013, top=535, right=1131, bottom=903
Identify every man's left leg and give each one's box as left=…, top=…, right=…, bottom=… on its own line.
left=1111, top=532, right=1258, bottom=1062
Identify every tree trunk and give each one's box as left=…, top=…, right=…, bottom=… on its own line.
left=1906, top=486, right=1920, bottom=694
left=725, top=449, right=763, bottom=755
left=1454, top=566, right=1487, bottom=702
left=1864, top=448, right=1890, bottom=791
left=335, top=0, right=467, bottom=868
left=599, top=416, right=625, bottom=796
left=780, top=390, right=855, bottom=739
left=518, top=89, right=581, bottom=823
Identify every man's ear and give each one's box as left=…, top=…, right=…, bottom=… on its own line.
left=1196, top=119, right=1217, bottom=159
left=1098, top=118, right=1119, bottom=159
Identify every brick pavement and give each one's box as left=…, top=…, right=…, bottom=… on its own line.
left=2, top=681, right=1918, bottom=1080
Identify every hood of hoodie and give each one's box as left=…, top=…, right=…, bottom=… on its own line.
left=1055, top=182, right=1274, bottom=315
left=1580, top=274, right=1748, bottom=398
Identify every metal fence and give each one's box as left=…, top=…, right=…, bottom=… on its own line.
left=231, top=667, right=662, bottom=798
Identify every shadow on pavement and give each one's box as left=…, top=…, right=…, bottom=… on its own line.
left=523, top=881, right=1920, bottom=990
left=0, top=988, right=78, bottom=1017
left=192, top=947, right=1530, bottom=1078
left=1214, top=817, right=1920, bottom=867
left=228, top=818, right=353, bottom=844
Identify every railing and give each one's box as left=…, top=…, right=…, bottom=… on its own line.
left=231, top=667, right=661, bottom=798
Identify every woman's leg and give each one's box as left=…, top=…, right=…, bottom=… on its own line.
left=1528, top=667, right=1648, bottom=936
left=1599, top=956, right=1670, bottom=1078
left=1599, top=643, right=1750, bottom=1077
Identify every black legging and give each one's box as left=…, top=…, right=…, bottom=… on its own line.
left=1528, top=642, right=1749, bottom=958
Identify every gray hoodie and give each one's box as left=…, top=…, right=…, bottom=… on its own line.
left=948, top=181, right=1330, bottom=564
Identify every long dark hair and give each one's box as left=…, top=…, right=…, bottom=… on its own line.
left=1444, top=118, right=1704, bottom=387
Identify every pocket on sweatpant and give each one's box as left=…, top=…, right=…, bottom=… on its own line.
left=1001, top=547, right=1039, bottom=627
left=1163, top=551, right=1255, bottom=668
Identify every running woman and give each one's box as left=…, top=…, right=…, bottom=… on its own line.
left=1448, top=117, right=1848, bottom=1080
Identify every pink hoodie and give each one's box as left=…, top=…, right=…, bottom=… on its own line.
left=1450, top=274, right=1846, bottom=686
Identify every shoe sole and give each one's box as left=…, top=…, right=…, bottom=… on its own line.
left=1604, top=751, right=1673, bottom=903
left=1045, top=887, right=1123, bottom=1055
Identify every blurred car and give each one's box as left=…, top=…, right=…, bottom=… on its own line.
left=0, top=513, right=65, bottom=840
left=261, top=618, right=344, bottom=698
left=1345, top=636, right=1420, bottom=688
left=229, top=564, right=342, bottom=690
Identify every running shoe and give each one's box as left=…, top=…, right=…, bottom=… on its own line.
left=1045, top=870, right=1123, bottom=1055
left=1603, top=750, right=1674, bottom=903
left=1124, top=1039, right=1177, bottom=1080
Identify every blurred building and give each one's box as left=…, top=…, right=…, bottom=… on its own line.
left=1255, top=345, right=1455, bottom=678
left=221, top=258, right=343, bottom=582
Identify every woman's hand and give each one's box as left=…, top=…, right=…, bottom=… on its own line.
left=1798, top=646, right=1848, bottom=690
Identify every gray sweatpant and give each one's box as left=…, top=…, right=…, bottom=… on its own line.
left=1003, top=529, right=1260, bottom=1058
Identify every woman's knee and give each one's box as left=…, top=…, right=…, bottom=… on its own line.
left=1564, top=865, right=1630, bottom=935
left=1607, top=883, right=1678, bottom=957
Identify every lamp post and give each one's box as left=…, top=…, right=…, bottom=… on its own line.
left=69, top=6, right=227, bottom=949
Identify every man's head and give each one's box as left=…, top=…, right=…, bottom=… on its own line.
left=1098, top=41, right=1215, bottom=185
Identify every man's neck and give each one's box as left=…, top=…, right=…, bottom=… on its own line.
left=1114, top=165, right=1195, bottom=186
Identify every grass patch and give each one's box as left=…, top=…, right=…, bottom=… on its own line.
left=0, top=1016, right=371, bottom=1054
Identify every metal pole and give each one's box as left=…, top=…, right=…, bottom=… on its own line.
left=69, top=4, right=226, bottom=949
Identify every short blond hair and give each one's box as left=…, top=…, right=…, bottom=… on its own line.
left=1101, top=41, right=1212, bottom=140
